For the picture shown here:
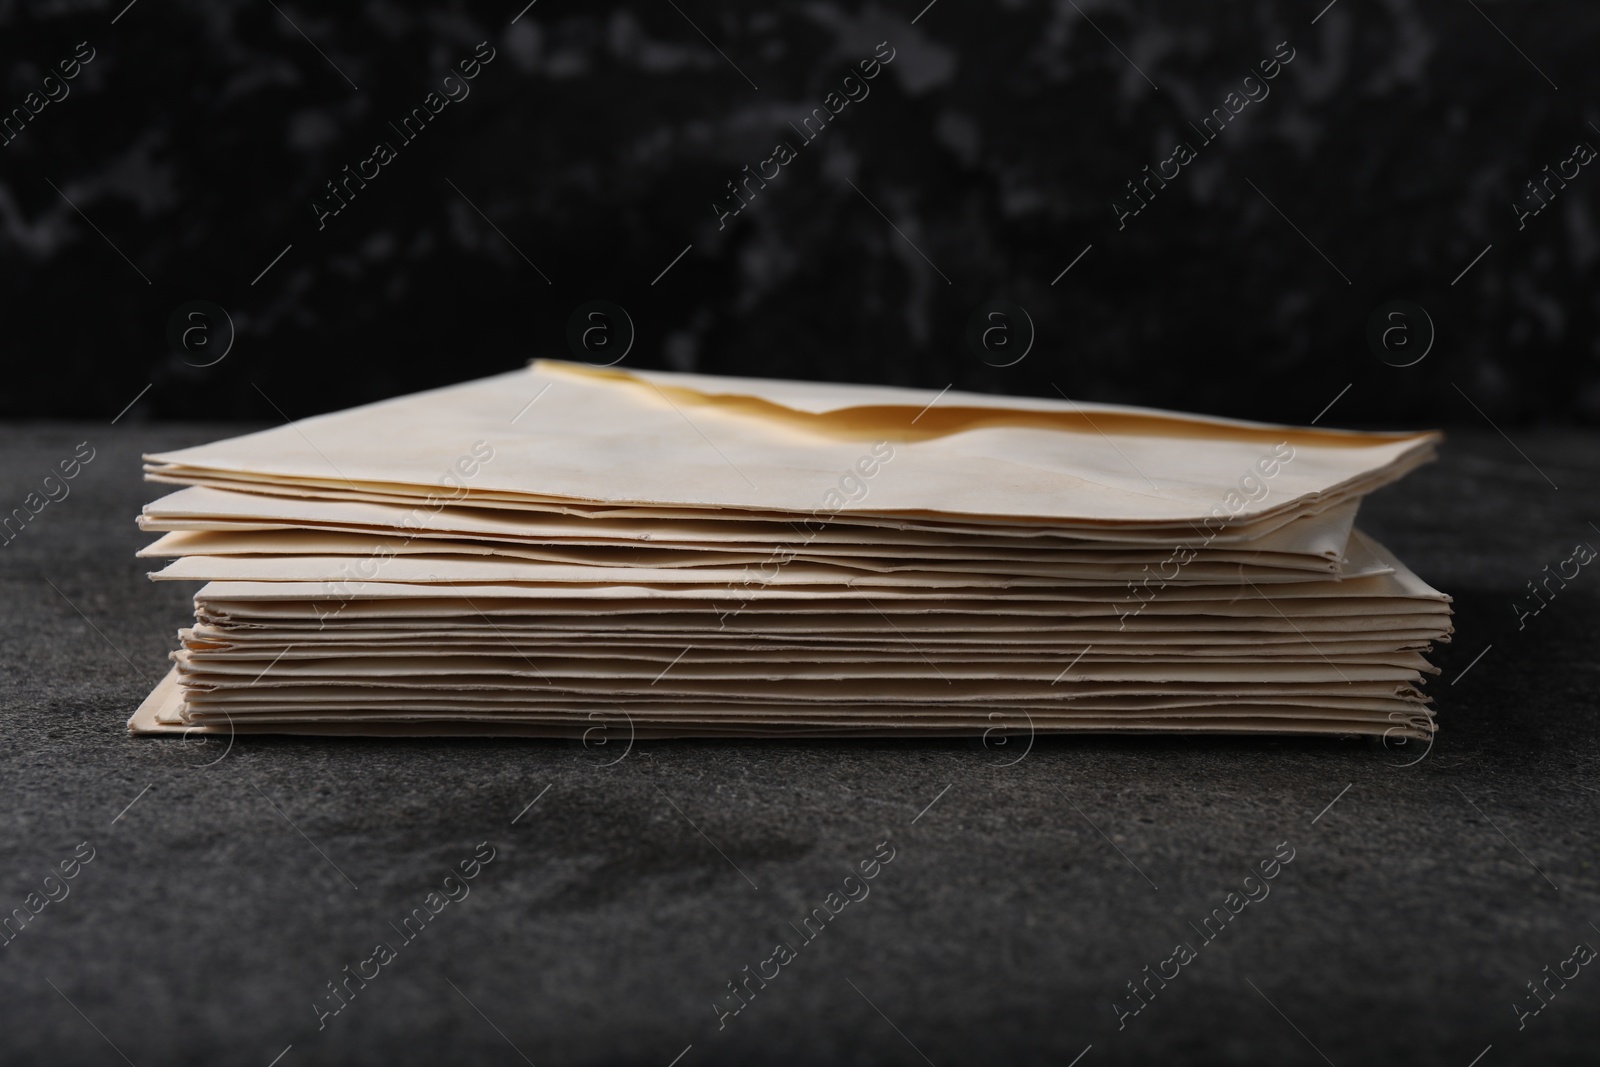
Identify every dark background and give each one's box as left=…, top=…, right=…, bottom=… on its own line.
left=2, top=0, right=1596, bottom=426
left=5, top=5, right=1600, bottom=1064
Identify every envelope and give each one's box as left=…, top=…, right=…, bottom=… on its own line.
left=143, top=361, right=1438, bottom=527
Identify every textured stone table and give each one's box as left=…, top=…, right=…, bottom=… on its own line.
left=1, top=422, right=1596, bottom=1066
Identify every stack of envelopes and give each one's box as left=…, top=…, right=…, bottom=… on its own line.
left=128, top=360, right=1452, bottom=740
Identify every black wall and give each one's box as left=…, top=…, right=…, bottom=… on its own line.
left=1, top=0, right=1595, bottom=426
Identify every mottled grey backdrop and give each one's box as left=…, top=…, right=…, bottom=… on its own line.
left=1, top=0, right=1594, bottom=426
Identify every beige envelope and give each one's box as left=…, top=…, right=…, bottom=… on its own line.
left=143, top=360, right=1438, bottom=526
left=129, top=668, right=1433, bottom=740
left=138, top=485, right=1363, bottom=555
left=138, top=528, right=1352, bottom=580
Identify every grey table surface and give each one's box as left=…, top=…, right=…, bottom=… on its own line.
left=1, top=421, right=1596, bottom=1067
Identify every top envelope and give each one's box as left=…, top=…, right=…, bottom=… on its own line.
left=144, top=361, right=1438, bottom=527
